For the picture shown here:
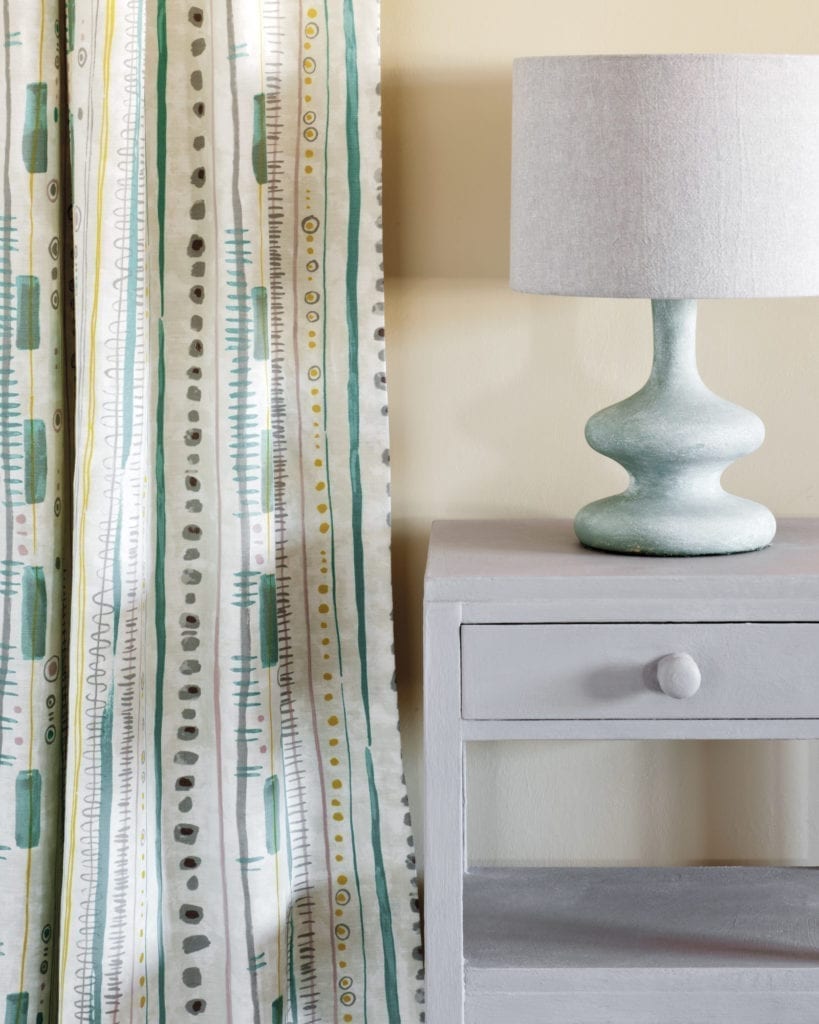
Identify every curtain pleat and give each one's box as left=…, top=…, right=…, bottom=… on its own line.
left=1, top=2, right=422, bottom=1021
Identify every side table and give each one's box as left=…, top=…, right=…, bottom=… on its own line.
left=423, top=518, right=819, bottom=1024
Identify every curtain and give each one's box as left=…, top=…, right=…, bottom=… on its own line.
left=1, top=2, right=421, bottom=1022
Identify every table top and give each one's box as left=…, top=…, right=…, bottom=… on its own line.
left=425, top=517, right=819, bottom=607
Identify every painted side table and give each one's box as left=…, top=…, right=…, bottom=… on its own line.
left=423, top=518, right=819, bottom=1024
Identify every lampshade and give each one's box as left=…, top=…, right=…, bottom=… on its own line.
left=510, top=54, right=819, bottom=299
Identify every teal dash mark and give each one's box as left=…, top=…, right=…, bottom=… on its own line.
left=366, top=748, right=400, bottom=1024
left=14, top=770, right=41, bottom=848
left=22, top=83, right=47, bottom=173
left=21, top=567, right=46, bottom=661
left=4, top=992, right=28, bottom=1024
left=252, top=286, right=268, bottom=360
left=259, top=574, right=278, bottom=668
left=252, top=93, right=267, bottom=184
left=263, top=775, right=279, bottom=854
left=271, top=995, right=283, bottom=1024
left=66, top=0, right=76, bottom=52
left=15, top=276, right=39, bottom=350
left=23, top=420, right=46, bottom=504
left=260, top=429, right=274, bottom=514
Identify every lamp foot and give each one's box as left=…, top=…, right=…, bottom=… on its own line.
left=573, top=299, right=776, bottom=557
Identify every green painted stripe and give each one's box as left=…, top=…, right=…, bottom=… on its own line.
left=342, top=0, right=371, bottom=744
left=156, top=0, right=168, bottom=308
left=252, top=285, right=268, bottom=360
left=263, top=775, right=279, bottom=854
left=23, top=419, right=46, bottom=504
left=92, top=684, right=114, bottom=1021
left=259, top=574, right=278, bottom=668
left=271, top=996, right=283, bottom=1024
left=152, top=318, right=168, bottom=1021
left=260, top=429, right=274, bottom=514
left=365, top=748, right=400, bottom=1024
left=21, top=566, right=45, bottom=660
left=66, top=0, right=75, bottom=52
left=22, top=82, right=47, bottom=173
left=14, top=769, right=40, bottom=848
left=252, top=93, right=267, bottom=184
left=153, top=0, right=168, bottom=1015
left=15, top=275, right=39, bottom=350
left=4, top=993, right=28, bottom=1024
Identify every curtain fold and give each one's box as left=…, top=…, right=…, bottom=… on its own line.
left=1, top=2, right=421, bottom=1021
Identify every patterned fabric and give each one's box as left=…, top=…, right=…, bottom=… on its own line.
left=0, top=2, right=421, bottom=1022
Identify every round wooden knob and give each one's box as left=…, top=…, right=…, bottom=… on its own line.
left=656, top=653, right=701, bottom=699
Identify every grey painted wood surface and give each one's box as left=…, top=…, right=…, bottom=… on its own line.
left=423, top=602, right=465, bottom=1022
left=462, top=623, right=819, bottom=720
left=464, top=867, right=819, bottom=971
left=423, top=518, right=819, bottom=1024
left=465, top=991, right=819, bottom=1023
left=464, top=868, right=819, bottom=1023
left=426, top=517, right=819, bottom=607
left=461, top=718, right=819, bottom=740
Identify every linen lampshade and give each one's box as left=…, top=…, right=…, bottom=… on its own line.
left=511, top=54, right=819, bottom=299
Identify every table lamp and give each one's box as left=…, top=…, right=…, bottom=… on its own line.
left=510, top=54, right=819, bottom=555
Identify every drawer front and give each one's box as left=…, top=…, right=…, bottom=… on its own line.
left=461, top=623, right=819, bottom=720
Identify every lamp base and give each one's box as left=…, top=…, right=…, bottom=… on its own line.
left=573, top=299, right=776, bottom=557
left=575, top=492, right=776, bottom=556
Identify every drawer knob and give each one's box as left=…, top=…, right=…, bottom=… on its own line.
left=656, top=653, right=701, bottom=699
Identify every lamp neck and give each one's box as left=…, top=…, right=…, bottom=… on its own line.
left=649, top=298, right=699, bottom=386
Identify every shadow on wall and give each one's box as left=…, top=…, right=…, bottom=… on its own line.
left=382, top=70, right=513, bottom=279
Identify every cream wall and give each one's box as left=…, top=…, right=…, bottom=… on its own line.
left=382, top=0, right=819, bottom=872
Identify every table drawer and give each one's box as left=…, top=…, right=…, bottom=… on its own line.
left=461, top=623, right=819, bottom=720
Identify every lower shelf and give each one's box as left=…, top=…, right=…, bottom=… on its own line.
left=464, top=866, right=819, bottom=1023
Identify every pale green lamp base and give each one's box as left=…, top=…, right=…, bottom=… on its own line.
left=574, top=299, right=776, bottom=557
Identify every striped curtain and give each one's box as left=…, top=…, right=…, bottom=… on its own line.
left=0, top=2, right=421, bottom=1022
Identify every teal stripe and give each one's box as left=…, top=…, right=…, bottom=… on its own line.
left=4, top=993, right=28, bottom=1024
left=260, top=428, right=274, bottom=514
left=23, top=419, right=46, bottom=504
left=365, top=748, right=400, bottom=1023
left=252, top=93, right=267, bottom=184
left=342, top=0, right=371, bottom=744
left=271, top=996, right=283, bottom=1024
left=21, top=566, right=45, bottom=660
left=252, top=285, right=268, bottom=360
left=22, top=82, right=47, bottom=173
left=152, top=318, right=167, bottom=1021
left=92, top=684, right=114, bottom=1022
left=153, top=0, right=168, bottom=1015
left=66, top=0, right=75, bottom=52
left=14, top=769, right=40, bottom=848
left=156, top=0, right=168, bottom=308
left=15, top=275, right=39, bottom=350
left=263, top=775, right=279, bottom=854
left=259, top=574, right=278, bottom=668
